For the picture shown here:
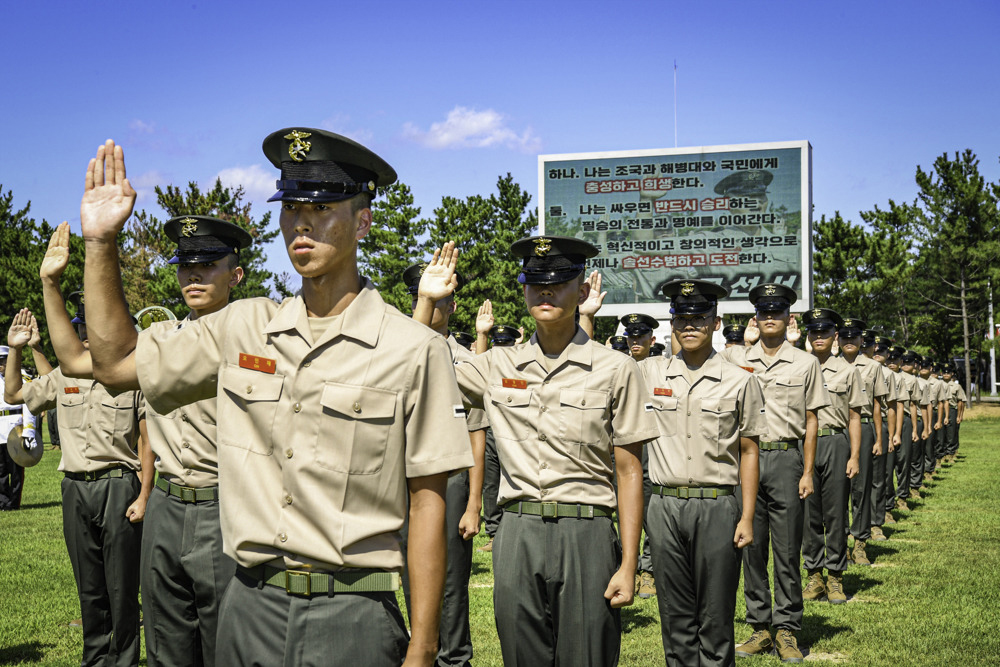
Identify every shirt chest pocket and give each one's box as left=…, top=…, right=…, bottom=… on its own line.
left=488, top=388, right=533, bottom=441
left=825, top=380, right=849, bottom=402
left=699, top=398, right=739, bottom=443
left=650, top=396, right=679, bottom=436
left=559, top=389, right=609, bottom=446
left=219, top=364, right=284, bottom=456
left=774, top=375, right=805, bottom=405
left=99, top=393, right=136, bottom=438
left=57, top=393, right=87, bottom=430
left=317, top=383, right=397, bottom=474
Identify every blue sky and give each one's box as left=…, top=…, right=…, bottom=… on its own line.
left=3, top=0, right=998, bottom=288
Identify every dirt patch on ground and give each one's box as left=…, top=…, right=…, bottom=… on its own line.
left=964, top=403, right=1000, bottom=420
left=805, top=651, right=849, bottom=663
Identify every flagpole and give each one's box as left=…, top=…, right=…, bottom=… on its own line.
left=673, top=60, right=678, bottom=148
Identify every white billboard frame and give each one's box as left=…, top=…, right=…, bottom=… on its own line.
left=538, top=140, right=813, bottom=318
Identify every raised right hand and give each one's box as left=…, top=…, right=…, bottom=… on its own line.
left=7, top=309, right=34, bottom=350
left=80, top=140, right=136, bottom=242
left=40, top=222, right=72, bottom=281
left=418, top=242, right=459, bottom=301
left=475, top=300, right=494, bottom=335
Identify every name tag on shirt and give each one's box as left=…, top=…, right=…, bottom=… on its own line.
left=239, top=353, right=276, bottom=374
left=502, top=378, right=527, bottom=390
left=654, top=388, right=672, bottom=396
left=64, top=387, right=80, bottom=394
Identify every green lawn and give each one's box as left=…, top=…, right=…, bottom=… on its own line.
left=3, top=418, right=1000, bottom=665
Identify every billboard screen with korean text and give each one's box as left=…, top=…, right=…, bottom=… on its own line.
left=538, top=141, right=812, bottom=317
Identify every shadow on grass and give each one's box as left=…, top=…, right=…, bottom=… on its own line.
left=20, top=500, right=62, bottom=510
left=621, top=604, right=658, bottom=633
left=471, top=559, right=491, bottom=577
left=866, top=542, right=899, bottom=561
left=0, top=641, right=52, bottom=664
left=842, top=570, right=879, bottom=596
left=799, top=614, right=852, bottom=648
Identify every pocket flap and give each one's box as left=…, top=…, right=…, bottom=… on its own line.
left=701, top=398, right=737, bottom=413
left=58, top=393, right=85, bottom=408
left=100, top=393, right=135, bottom=410
left=652, top=396, right=679, bottom=410
left=221, top=364, right=283, bottom=402
left=490, top=388, right=532, bottom=409
left=320, top=383, right=397, bottom=420
left=559, top=389, right=606, bottom=410
left=775, top=375, right=804, bottom=388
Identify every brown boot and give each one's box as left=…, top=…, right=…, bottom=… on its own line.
left=774, top=628, right=804, bottom=663
left=637, top=571, right=656, bottom=599
left=802, top=570, right=826, bottom=600
left=884, top=512, right=897, bottom=525
left=735, top=627, right=773, bottom=657
left=852, top=539, right=872, bottom=566
left=895, top=497, right=910, bottom=511
left=870, top=526, right=887, bottom=541
left=826, top=571, right=847, bottom=604
left=476, top=537, right=494, bottom=553
left=909, top=488, right=922, bottom=500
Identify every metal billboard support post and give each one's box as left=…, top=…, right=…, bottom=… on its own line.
left=990, top=280, right=996, bottom=397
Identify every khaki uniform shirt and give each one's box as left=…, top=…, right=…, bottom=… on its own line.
left=852, top=355, right=889, bottom=418
left=912, top=376, right=931, bottom=409
left=929, top=377, right=946, bottom=411
left=447, top=334, right=488, bottom=432
left=948, top=381, right=968, bottom=407
left=135, top=283, right=474, bottom=572
left=453, top=327, right=658, bottom=509
left=23, top=367, right=144, bottom=474
left=891, top=369, right=910, bottom=411
left=816, top=355, right=866, bottom=430
left=720, top=341, right=830, bottom=441
left=642, top=351, right=766, bottom=487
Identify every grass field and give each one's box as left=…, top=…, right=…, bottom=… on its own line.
left=3, top=410, right=1000, bottom=665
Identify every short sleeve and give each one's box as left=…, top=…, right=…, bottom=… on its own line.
left=739, top=374, right=768, bottom=437
left=453, top=352, right=492, bottom=411
left=804, top=357, right=831, bottom=412
left=22, top=368, right=60, bottom=415
left=403, top=335, right=476, bottom=478
left=610, top=359, right=660, bottom=447
left=848, top=367, right=867, bottom=410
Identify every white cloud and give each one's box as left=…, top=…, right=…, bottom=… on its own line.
left=214, top=164, right=275, bottom=204
left=320, top=115, right=374, bottom=145
left=129, top=119, right=156, bottom=134
left=403, top=106, right=540, bottom=152
left=130, top=170, right=168, bottom=204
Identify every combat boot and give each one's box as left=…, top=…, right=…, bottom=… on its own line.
left=826, top=571, right=847, bottom=604
left=870, top=525, right=887, bottom=541
left=895, top=497, right=909, bottom=511
left=852, top=539, right=872, bottom=565
left=774, top=628, right=803, bottom=663
left=637, top=571, right=656, bottom=599
left=802, top=570, right=826, bottom=600
left=909, top=488, right=922, bottom=500
left=476, top=537, right=494, bottom=553
left=735, top=627, right=772, bottom=657
left=884, top=512, right=897, bottom=525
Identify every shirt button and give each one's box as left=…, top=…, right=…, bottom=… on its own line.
left=543, top=380, right=550, bottom=385
left=687, top=411, right=691, bottom=416
left=506, top=396, right=512, bottom=403
left=246, top=386, right=253, bottom=394
left=688, top=478, right=693, bottom=483
left=541, top=462, right=549, bottom=469
left=293, top=403, right=301, bottom=413
left=687, top=434, right=692, bottom=438
left=279, top=533, right=287, bottom=542
left=181, top=414, right=188, bottom=422
left=541, top=489, right=548, bottom=496
left=285, top=449, right=293, bottom=459
left=285, top=494, right=293, bottom=505
left=303, top=361, right=311, bottom=368
left=687, top=456, right=692, bottom=460
left=353, top=402, right=362, bottom=413
left=541, top=405, right=548, bottom=412
left=539, top=433, right=547, bottom=441
left=581, top=399, right=586, bottom=406
left=182, top=442, right=190, bottom=449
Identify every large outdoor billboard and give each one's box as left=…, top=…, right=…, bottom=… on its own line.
left=538, top=141, right=812, bottom=317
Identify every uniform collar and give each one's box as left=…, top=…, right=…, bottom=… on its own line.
left=664, top=349, right=722, bottom=380
left=263, top=279, right=385, bottom=348
left=747, top=339, right=797, bottom=364
left=515, top=326, right=592, bottom=371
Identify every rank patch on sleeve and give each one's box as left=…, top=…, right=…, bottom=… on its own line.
left=654, top=388, right=672, bottom=397
left=64, top=387, right=80, bottom=394
left=453, top=405, right=467, bottom=418
left=502, top=378, right=527, bottom=389
left=239, top=353, right=276, bottom=374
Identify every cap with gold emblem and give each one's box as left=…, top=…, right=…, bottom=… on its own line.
left=403, top=262, right=465, bottom=296
left=838, top=317, right=866, bottom=339
left=510, top=235, right=599, bottom=285
left=660, top=279, right=729, bottom=315
left=874, top=336, right=894, bottom=354
left=619, top=313, right=658, bottom=336
left=801, top=308, right=844, bottom=331
left=648, top=342, right=666, bottom=357
left=490, top=325, right=520, bottom=346
left=609, top=335, right=629, bottom=352
left=888, top=346, right=906, bottom=361
left=67, top=290, right=85, bottom=325
left=713, top=170, right=774, bottom=198
left=900, top=350, right=920, bottom=364
left=748, top=283, right=797, bottom=311
left=723, top=324, right=746, bottom=343
left=164, top=215, right=253, bottom=266
left=262, top=127, right=397, bottom=203
left=453, top=332, right=475, bottom=350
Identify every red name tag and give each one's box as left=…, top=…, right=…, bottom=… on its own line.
left=239, top=353, right=276, bottom=374
left=741, top=366, right=755, bottom=374
left=502, top=378, right=527, bottom=389
left=64, top=387, right=80, bottom=394
left=654, top=388, right=672, bottom=396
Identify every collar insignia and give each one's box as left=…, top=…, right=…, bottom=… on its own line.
left=180, top=217, right=198, bottom=237
left=284, top=130, right=312, bottom=163
left=533, top=238, right=552, bottom=256
left=680, top=282, right=694, bottom=296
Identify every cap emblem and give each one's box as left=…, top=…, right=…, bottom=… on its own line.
left=368, top=180, right=376, bottom=191
left=533, top=238, right=552, bottom=256
left=418, top=262, right=428, bottom=276
left=764, top=285, right=777, bottom=296
left=284, top=130, right=313, bottom=163
left=629, top=314, right=639, bottom=323
left=680, top=282, right=694, bottom=296
left=812, top=308, right=823, bottom=318
left=179, top=217, right=198, bottom=237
